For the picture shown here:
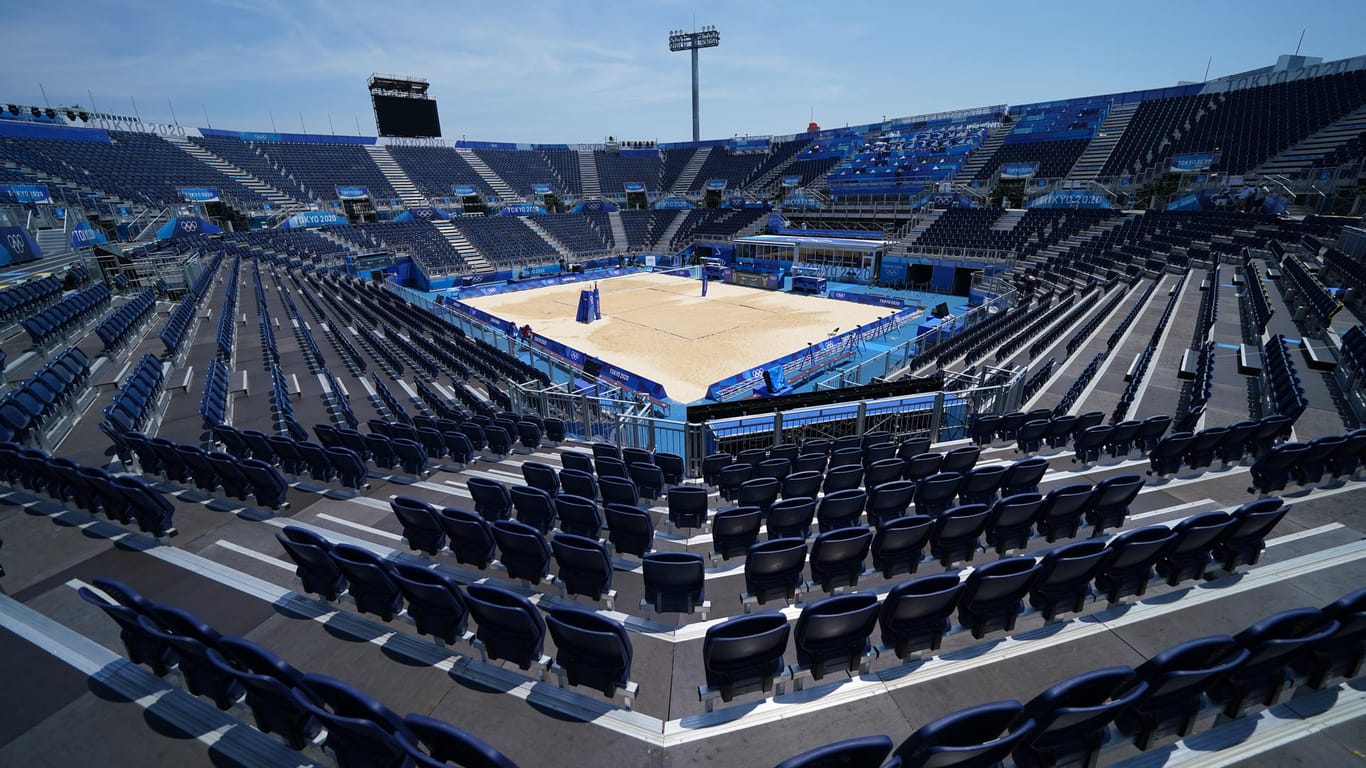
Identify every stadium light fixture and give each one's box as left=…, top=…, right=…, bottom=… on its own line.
left=668, top=25, right=720, bottom=142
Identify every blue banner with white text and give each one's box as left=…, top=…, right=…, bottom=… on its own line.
left=1170, top=152, right=1219, bottom=173
left=70, top=221, right=108, bottom=249
left=281, top=211, right=348, bottom=228
left=999, top=162, right=1039, bottom=179
left=0, top=226, right=42, bottom=265
left=180, top=187, right=219, bottom=202
left=532, top=184, right=553, bottom=195
left=623, top=182, right=646, bottom=193
left=336, top=186, right=369, bottom=199
left=705, top=179, right=728, bottom=190
left=1027, top=190, right=1113, bottom=209
left=0, top=183, right=51, bottom=203
left=452, top=185, right=478, bottom=196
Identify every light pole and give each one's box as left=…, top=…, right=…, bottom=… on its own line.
left=668, top=25, right=720, bottom=142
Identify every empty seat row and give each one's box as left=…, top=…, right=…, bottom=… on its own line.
left=774, top=585, right=1363, bottom=767
left=0, top=442, right=176, bottom=538
left=78, top=576, right=522, bottom=765
left=198, top=360, right=231, bottom=429
left=106, top=430, right=291, bottom=512
left=0, top=347, right=90, bottom=445
left=20, top=282, right=111, bottom=348
left=0, top=274, right=64, bottom=325
left=1263, top=334, right=1308, bottom=421
left=1248, top=430, right=1366, bottom=494
left=101, top=353, right=164, bottom=436
left=95, top=289, right=156, bottom=354
left=277, top=525, right=635, bottom=703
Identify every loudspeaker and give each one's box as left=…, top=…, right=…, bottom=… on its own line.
left=582, top=357, right=602, bottom=377
left=932, top=302, right=950, bottom=319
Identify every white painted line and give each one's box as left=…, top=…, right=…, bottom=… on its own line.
left=214, top=540, right=296, bottom=571
left=315, top=513, right=404, bottom=541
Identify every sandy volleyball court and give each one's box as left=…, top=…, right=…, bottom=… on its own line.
left=462, top=271, right=893, bottom=401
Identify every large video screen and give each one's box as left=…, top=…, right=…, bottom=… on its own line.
left=373, top=95, right=442, bottom=138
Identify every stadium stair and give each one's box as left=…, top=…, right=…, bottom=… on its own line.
left=1068, top=102, right=1140, bottom=181
left=365, top=145, right=426, bottom=208
left=520, top=217, right=577, bottom=261
left=455, top=148, right=520, bottom=201
left=34, top=228, right=69, bottom=257
left=655, top=210, right=689, bottom=246
left=671, top=146, right=711, bottom=194
left=954, top=123, right=1010, bottom=179
left=990, top=209, right=1027, bottom=232
left=577, top=149, right=602, bottom=198
left=1251, top=103, right=1366, bottom=178
left=606, top=210, right=627, bottom=249
left=164, top=135, right=302, bottom=215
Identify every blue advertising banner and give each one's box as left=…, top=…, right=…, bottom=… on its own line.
left=652, top=197, right=694, bottom=210
left=180, top=187, right=219, bottom=202
left=1170, top=152, right=1219, bottom=173
left=497, top=203, right=546, bottom=216
left=0, top=183, right=51, bottom=203
left=1027, top=190, right=1113, bottom=209
left=281, top=211, right=348, bottom=228
left=729, top=136, right=771, bottom=153
left=452, top=185, right=478, bottom=196
left=705, top=179, right=728, bottom=190
left=623, top=182, right=646, bottom=193
left=336, top=186, right=369, bottom=199
left=572, top=199, right=619, bottom=213
left=395, top=207, right=451, bottom=222
left=532, top=183, right=553, bottom=195
left=0, top=226, right=42, bottom=265
left=779, top=194, right=822, bottom=210
left=999, top=162, right=1039, bottom=179
left=70, top=221, right=107, bottom=249
left=828, top=290, right=907, bottom=309
left=781, top=175, right=802, bottom=187
left=156, top=216, right=223, bottom=239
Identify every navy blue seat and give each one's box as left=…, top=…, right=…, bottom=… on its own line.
left=464, top=583, right=547, bottom=669
left=642, top=551, right=706, bottom=616
left=822, top=464, right=864, bottom=494
left=893, top=700, right=1034, bottom=768
left=390, top=496, right=447, bottom=555
left=1292, top=588, right=1366, bottom=688
left=485, top=425, right=513, bottom=457
left=276, top=526, right=346, bottom=599
left=864, top=457, right=905, bottom=489
left=793, top=592, right=880, bottom=681
left=330, top=543, right=404, bottom=621
left=144, top=603, right=242, bottom=709
left=545, top=606, right=633, bottom=698
left=594, top=454, right=628, bottom=480
left=939, top=445, right=981, bottom=475
left=599, top=475, right=639, bottom=508
left=667, top=485, right=709, bottom=528
left=655, top=452, right=686, bottom=486
left=520, top=461, right=560, bottom=497
left=1217, top=419, right=1260, bottom=465
left=930, top=503, right=992, bottom=566
left=817, top=488, right=867, bottom=532
left=397, top=713, right=520, bottom=768
left=914, top=472, right=962, bottom=518
left=491, top=520, right=552, bottom=583
left=866, top=480, right=916, bottom=528
left=957, top=464, right=1007, bottom=507
left=560, top=449, right=594, bottom=475
left=712, top=506, right=762, bottom=560
left=241, top=458, right=290, bottom=510
left=366, top=432, right=398, bottom=469
left=809, top=527, right=873, bottom=593
left=559, top=468, right=598, bottom=501
left=206, top=636, right=319, bottom=749
left=296, top=440, right=336, bottom=482
left=1000, top=457, right=1048, bottom=496
left=871, top=515, right=933, bottom=579
left=1035, top=483, right=1093, bottom=542
left=1249, top=441, right=1308, bottom=494
left=1292, top=435, right=1343, bottom=485
left=782, top=469, right=824, bottom=500
left=1183, top=426, right=1228, bottom=470
left=1086, top=474, right=1143, bottom=535
left=1147, top=431, right=1194, bottom=477
left=111, top=474, right=177, bottom=538
left=774, top=735, right=896, bottom=768
left=957, top=556, right=1042, bottom=638
left=878, top=573, right=963, bottom=659
left=1014, top=666, right=1146, bottom=768
left=438, top=507, right=497, bottom=569
left=737, top=476, right=781, bottom=518
left=551, top=533, right=614, bottom=601
left=391, top=562, right=469, bottom=644
left=985, top=493, right=1044, bottom=554
left=442, top=429, right=475, bottom=465
left=1115, top=635, right=1249, bottom=749
left=554, top=493, right=602, bottom=539
left=1016, top=418, right=1049, bottom=455
left=78, top=585, right=177, bottom=675
left=467, top=476, right=513, bottom=521
left=175, top=443, right=219, bottom=492
left=628, top=462, right=665, bottom=502
left=702, top=612, right=791, bottom=702
left=267, top=435, right=307, bottom=477
left=701, top=452, right=733, bottom=487
left=1212, top=498, right=1290, bottom=571
left=1156, top=511, right=1236, bottom=586
left=1029, top=539, right=1110, bottom=622
left=510, top=485, right=557, bottom=535
left=1210, top=607, right=1339, bottom=717
left=768, top=496, right=816, bottom=540
left=604, top=503, right=654, bottom=557
left=294, top=672, right=410, bottom=768
left=745, top=537, right=809, bottom=605
left=393, top=438, right=428, bottom=476
left=327, top=446, right=370, bottom=490
left=1095, top=525, right=1177, bottom=603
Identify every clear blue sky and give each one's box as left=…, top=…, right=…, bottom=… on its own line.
left=2, top=0, right=1363, bottom=143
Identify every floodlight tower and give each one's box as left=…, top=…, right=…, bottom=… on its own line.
left=669, top=25, right=720, bottom=142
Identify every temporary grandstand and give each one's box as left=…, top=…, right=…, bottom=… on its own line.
left=0, top=46, right=1365, bottom=768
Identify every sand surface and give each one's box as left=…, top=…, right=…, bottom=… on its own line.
left=463, top=272, right=893, bottom=401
